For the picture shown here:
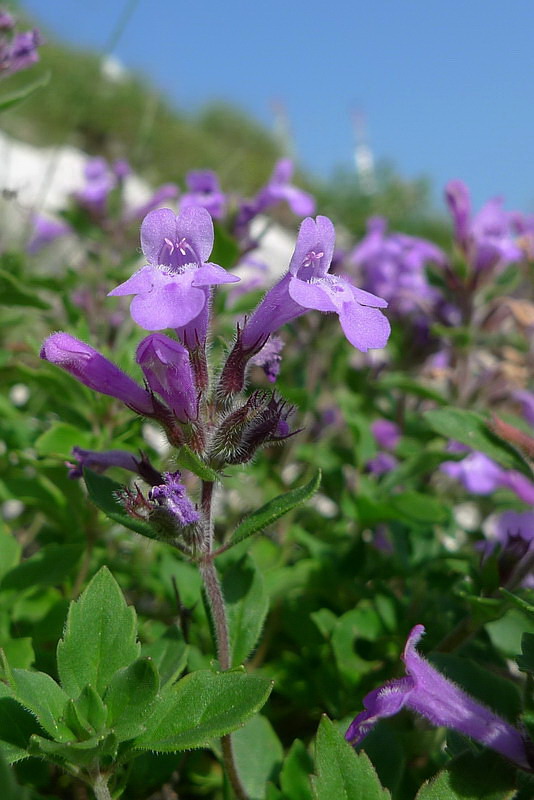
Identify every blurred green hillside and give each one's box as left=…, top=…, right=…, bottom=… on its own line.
left=1, top=11, right=448, bottom=240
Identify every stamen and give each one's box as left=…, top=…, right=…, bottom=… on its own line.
left=302, top=249, right=324, bottom=267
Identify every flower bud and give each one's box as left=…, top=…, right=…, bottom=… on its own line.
left=136, top=334, right=198, bottom=423
left=40, top=332, right=155, bottom=415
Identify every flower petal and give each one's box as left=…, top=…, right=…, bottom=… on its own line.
left=288, top=276, right=337, bottom=312
left=350, top=284, right=389, bottom=308
left=338, top=302, right=391, bottom=352
left=140, top=209, right=178, bottom=265
left=315, top=215, right=336, bottom=271
left=176, top=205, right=214, bottom=263
left=130, top=282, right=206, bottom=330
left=288, top=217, right=319, bottom=276
left=345, top=677, right=413, bottom=745
left=108, top=265, right=158, bottom=297
left=192, top=262, right=240, bottom=286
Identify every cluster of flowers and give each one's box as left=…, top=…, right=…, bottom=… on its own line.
left=28, top=156, right=313, bottom=257
left=0, top=10, right=41, bottom=79
left=41, top=204, right=390, bottom=543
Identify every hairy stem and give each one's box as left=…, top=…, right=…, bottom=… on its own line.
left=199, top=557, right=231, bottom=671
left=198, top=480, right=248, bottom=800
left=91, top=773, right=112, bottom=800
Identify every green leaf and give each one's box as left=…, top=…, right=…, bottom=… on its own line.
left=223, top=554, right=269, bottom=666
left=133, top=669, right=272, bottom=752
left=500, top=589, right=534, bottom=618
left=0, top=694, right=43, bottom=762
left=380, top=450, right=460, bottom=493
left=1, top=544, right=83, bottom=591
left=424, top=407, right=532, bottom=478
left=415, top=750, right=517, bottom=799
left=280, top=739, right=314, bottom=800
left=0, top=530, right=20, bottom=583
left=379, top=373, right=448, bottom=404
left=35, top=422, right=93, bottom=458
left=228, top=471, right=321, bottom=547
left=57, top=567, right=140, bottom=698
left=176, top=445, right=218, bottom=481
left=517, top=633, right=534, bottom=674
left=311, top=716, right=390, bottom=800
left=211, top=221, right=240, bottom=269
left=0, top=751, right=29, bottom=799
left=389, top=491, right=448, bottom=525
left=331, top=606, right=382, bottom=684
left=0, top=639, right=34, bottom=671
left=12, top=669, right=71, bottom=742
left=142, top=628, right=188, bottom=688
left=0, top=269, right=50, bottom=309
left=0, top=71, right=50, bottom=113
left=232, top=715, right=284, bottom=800
left=28, top=731, right=118, bottom=767
left=75, top=685, right=108, bottom=734
left=104, top=657, right=159, bottom=741
left=83, top=469, right=157, bottom=540
left=64, top=698, right=94, bottom=740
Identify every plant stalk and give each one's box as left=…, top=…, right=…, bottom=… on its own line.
left=199, top=479, right=248, bottom=800
left=92, top=772, right=112, bottom=800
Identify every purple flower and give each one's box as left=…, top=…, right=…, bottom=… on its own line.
left=350, top=217, right=446, bottom=318
left=367, top=452, right=398, bottom=476
left=235, top=159, right=315, bottom=233
left=242, top=215, right=390, bottom=352
left=149, top=471, right=200, bottom=526
left=445, top=181, right=522, bottom=273
left=75, top=157, right=116, bottom=213
left=441, top=446, right=534, bottom=505
left=180, top=170, right=226, bottom=219
left=0, top=11, right=15, bottom=31
left=345, top=625, right=531, bottom=770
left=108, top=207, right=239, bottom=330
left=136, top=334, right=198, bottom=422
left=40, top=332, right=156, bottom=416
left=256, top=159, right=315, bottom=217
left=67, top=447, right=140, bottom=479
left=27, top=214, right=71, bottom=254
left=1, top=28, right=42, bottom=77
left=113, top=159, right=130, bottom=180
left=371, top=419, right=400, bottom=451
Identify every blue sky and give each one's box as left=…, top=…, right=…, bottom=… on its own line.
left=20, top=0, right=534, bottom=212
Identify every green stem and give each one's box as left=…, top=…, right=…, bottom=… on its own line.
left=198, top=480, right=249, bottom=800
left=92, top=773, right=112, bottom=800
left=199, top=557, right=231, bottom=671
